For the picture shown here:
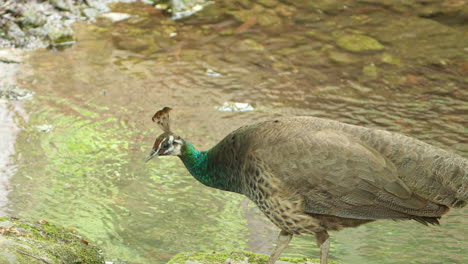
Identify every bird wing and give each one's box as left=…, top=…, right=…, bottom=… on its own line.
left=251, top=128, right=446, bottom=220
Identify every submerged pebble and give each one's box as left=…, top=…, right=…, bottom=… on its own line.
left=206, top=68, right=222, bottom=77
left=336, top=34, right=384, bottom=52
left=328, top=50, right=357, bottom=64
left=216, top=102, right=255, bottom=112
left=36, top=124, right=55, bottom=134
left=99, top=12, right=134, bottom=23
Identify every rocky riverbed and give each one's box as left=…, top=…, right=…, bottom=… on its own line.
left=0, top=0, right=138, bottom=49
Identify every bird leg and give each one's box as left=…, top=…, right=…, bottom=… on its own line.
left=315, top=231, right=330, bottom=264
left=267, top=230, right=293, bottom=264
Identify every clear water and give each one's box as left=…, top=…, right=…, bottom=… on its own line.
left=1, top=1, right=467, bottom=263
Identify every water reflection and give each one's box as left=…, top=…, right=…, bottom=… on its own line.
left=0, top=49, right=28, bottom=217
left=0, top=103, right=19, bottom=216
left=6, top=0, right=468, bottom=263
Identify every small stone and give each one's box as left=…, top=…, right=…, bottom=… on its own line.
left=275, top=4, right=296, bottom=17
left=347, top=80, right=372, bottom=94
left=36, top=125, right=54, bottom=134
left=21, top=8, right=47, bottom=27
left=206, top=69, right=221, bottom=77
left=405, top=74, right=424, bottom=85
left=310, top=0, right=346, bottom=14
left=229, top=5, right=281, bottom=27
left=381, top=53, right=401, bottom=65
left=112, top=35, right=150, bottom=52
left=44, top=23, right=74, bottom=45
left=6, top=22, right=25, bottom=45
left=215, top=102, right=254, bottom=112
left=82, top=7, right=100, bottom=19
left=99, top=12, right=133, bottom=23
left=38, top=219, right=49, bottom=225
left=85, top=0, right=110, bottom=12
left=328, top=50, right=356, bottom=64
left=0, top=85, right=34, bottom=101
left=362, top=64, right=379, bottom=79
left=305, top=31, right=332, bottom=41
left=171, top=0, right=212, bottom=20
left=294, top=12, right=325, bottom=23
left=49, top=0, right=73, bottom=11
left=155, top=3, right=170, bottom=10
left=238, top=39, right=265, bottom=51
left=336, top=34, right=384, bottom=52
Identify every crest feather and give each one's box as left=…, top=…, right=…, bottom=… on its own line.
left=152, top=106, right=172, bottom=132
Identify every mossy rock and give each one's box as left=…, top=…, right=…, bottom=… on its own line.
left=336, top=34, right=384, bottom=52
left=0, top=217, right=104, bottom=264
left=228, top=4, right=282, bottom=27
left=372, top=17, right=468, bottom=64
left=167, top=251, right=340, bottom=264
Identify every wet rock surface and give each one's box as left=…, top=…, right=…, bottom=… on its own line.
left=336, top=34, right=384, bottom=52
left=0, top=48, right=32, bottom=102
left=0, top=0, right=136, bottom=49
left=0, top=217, right=104, bottom=264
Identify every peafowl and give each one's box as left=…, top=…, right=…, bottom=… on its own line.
left=146, top=107, right=467, bottom=264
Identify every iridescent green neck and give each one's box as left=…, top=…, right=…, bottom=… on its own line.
left=178, top=139, right=230, bottom=191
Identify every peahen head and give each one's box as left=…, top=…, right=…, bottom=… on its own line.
left=145, top=107, right=184, bottom=162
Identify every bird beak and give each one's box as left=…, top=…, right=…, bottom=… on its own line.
left=145, top=149, right=158, bottom=162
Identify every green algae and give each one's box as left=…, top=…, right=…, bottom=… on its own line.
left=167, top=251, right=340, bottom=264
left=328, top=50, right=358, bottom=64
left=381, top=53, right=401, bottom=66
left=228, top=4, right=282, bottom=27
left=336, top=34, right=384, bottom=52
left=362, top=64, right=379, bottom=79
left=0, top=217, right=103, bottom=264
left=238, top=39, right=265, bottom=52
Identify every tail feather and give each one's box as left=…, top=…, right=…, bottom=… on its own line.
left=412, top=216, right=440, bottom=226
left=451, top=199, right=466, bottom=208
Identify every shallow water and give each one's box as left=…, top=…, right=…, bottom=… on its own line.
left=2, top=0, right=467, bottom=263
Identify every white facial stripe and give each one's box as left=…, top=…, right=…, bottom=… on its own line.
left=155, top=136, right=183, bottom=156
left=156, top=137, right=167, bottom=153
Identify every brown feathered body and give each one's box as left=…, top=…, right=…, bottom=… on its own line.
left=206, top=117, right=467, bottom=234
